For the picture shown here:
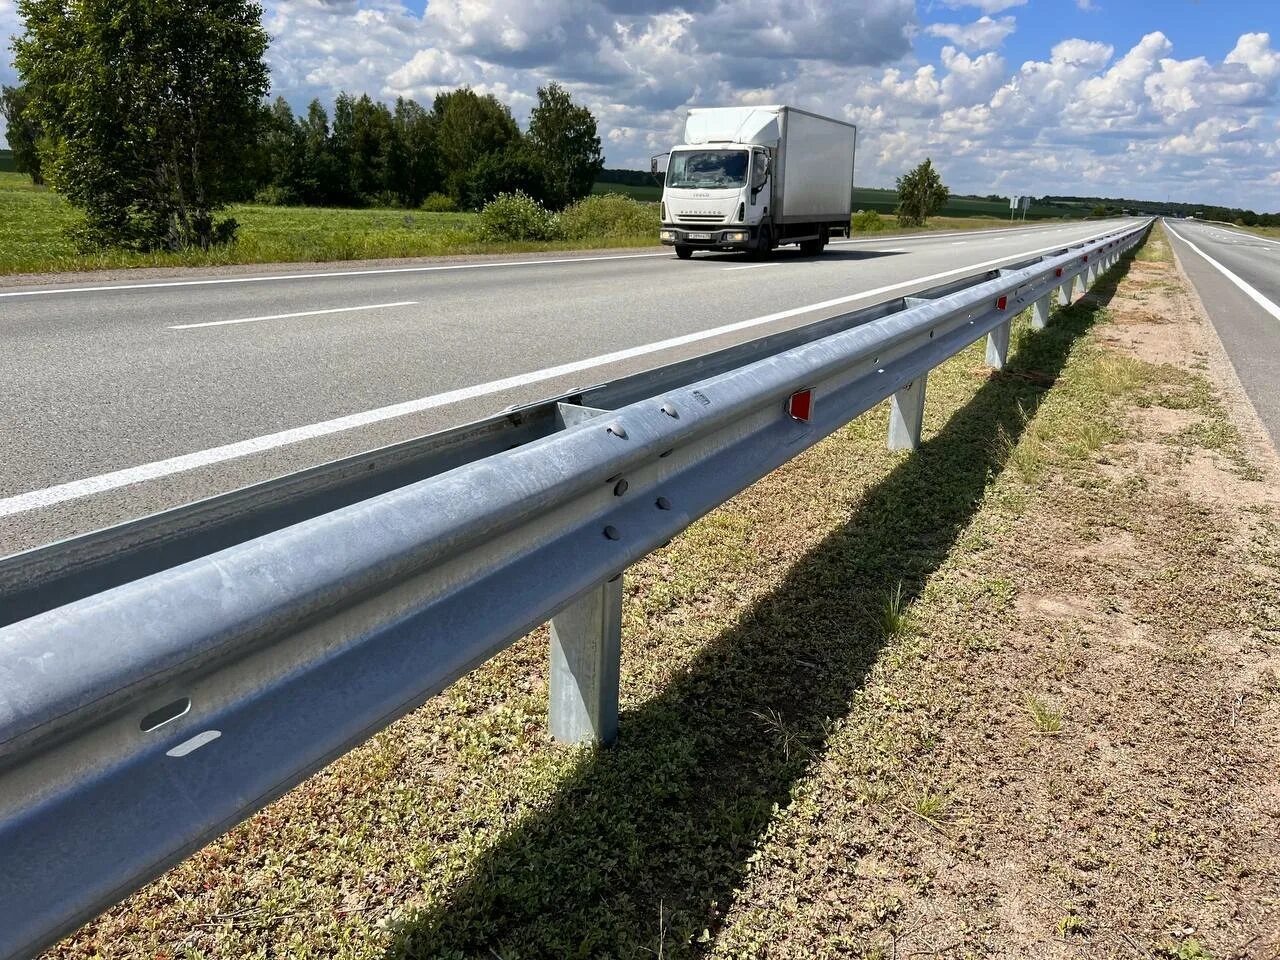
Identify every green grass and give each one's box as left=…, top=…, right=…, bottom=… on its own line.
left=592, top=180, right=663, bottom=201
left=852, top=185, right=1090, bottom=221
left=0, top=171, right=659, bottom=275
left=1025, top=693, right=1064, bottom=734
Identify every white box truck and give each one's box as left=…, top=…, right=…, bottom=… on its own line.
left=657, top=105, right=857, bottom=259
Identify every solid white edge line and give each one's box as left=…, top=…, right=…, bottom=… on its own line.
left=169, top=300, right=419, bottom=330
left=0, top=220, right=1130, bottom=299
left=1163, top=222, right=1280, bottom=322
left=0, top=251, right=675, bottom=299
left=0, top=222, right=1127, bottom=519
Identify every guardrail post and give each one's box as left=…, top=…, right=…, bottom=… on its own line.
left=1057, top=278, right=1072, bottom=307
left=986, top=320, right=1011, bottom=370
left=1031, top=294, right=1052, bottom=330
left=888, top=375, right=927, bottom=451
left=549, top=574, right=623, bottom=744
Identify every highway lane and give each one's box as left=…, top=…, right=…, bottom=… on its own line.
left=1161, top=219, right=1280, bottom=444
left=0, top=218, right=1137, bottom=554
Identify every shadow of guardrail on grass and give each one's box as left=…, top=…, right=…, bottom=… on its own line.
left=385, top=256, right=1136, bottom=959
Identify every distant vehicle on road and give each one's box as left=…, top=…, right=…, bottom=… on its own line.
left=656, top=105, right=857, bottom=259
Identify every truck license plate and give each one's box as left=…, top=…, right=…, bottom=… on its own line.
left=687, top=232, right=712, bottom=240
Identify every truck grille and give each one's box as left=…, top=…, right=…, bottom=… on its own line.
left=676, top=212, right=725, bottom=224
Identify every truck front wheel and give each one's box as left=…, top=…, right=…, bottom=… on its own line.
left=675, top=244, right=694, bottom=259
left=750, top=224, right=773, bottom=260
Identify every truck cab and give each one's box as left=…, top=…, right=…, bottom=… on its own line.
left=658, top=105, right=857, bottom=260
left=659, top=144, right=773, bottom=257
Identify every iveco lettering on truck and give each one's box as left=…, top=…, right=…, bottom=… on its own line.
left=657, top=105, right=857, bottom=259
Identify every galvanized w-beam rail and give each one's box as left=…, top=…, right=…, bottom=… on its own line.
left=0, top=220, right=1150, bottom=958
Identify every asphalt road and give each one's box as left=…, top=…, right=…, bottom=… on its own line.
left=0, top=218, right=1139, bottom=555
left=1162, top=219, right=1280, bottom=444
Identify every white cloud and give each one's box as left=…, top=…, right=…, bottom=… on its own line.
left=1226, top=32, right=1280, bottom=81
left=925, top=15, right=1016, bottom=52
left=939, top=0, right=1026, bottom=14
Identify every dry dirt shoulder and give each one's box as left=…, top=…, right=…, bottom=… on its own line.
left=714, top=224, right=1280, bottom=959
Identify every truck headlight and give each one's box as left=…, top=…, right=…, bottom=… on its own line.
left=725, top=231, right=748, bottom=242
left=659, top=229, right=675, bottom=241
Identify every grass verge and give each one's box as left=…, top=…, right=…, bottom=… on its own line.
left=43, top=232, right=1280, bottom=959
left=0, top=172, right=658, bottom=275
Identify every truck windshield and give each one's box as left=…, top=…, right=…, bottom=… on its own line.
left=667, top=150, right=749, bottom=189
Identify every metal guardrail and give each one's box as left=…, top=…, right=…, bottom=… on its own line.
left=0, top=220, right=1150, bottom=958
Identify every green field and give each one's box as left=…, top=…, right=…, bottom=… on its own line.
left=0, top=171, right=662, bottom=274
left=591, top=180, right=663, bottom=201
left=852, top=185, right=1089, bottom=221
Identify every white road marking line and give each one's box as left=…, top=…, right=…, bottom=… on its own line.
left=169, top=300, right=419, bottom=330
left=0, top=225, right=1127, bottom=518
left=0, top=222, right=1125, bottom=299
left=1166, top=225, right=1280, bottom=322
left=723, top=262, right=783, bottom=271
left=0, top=251, right=676, bottom=299
left=952, top=241, right=968, bottom=245
left=1192, top=223, right=1280, bottom=248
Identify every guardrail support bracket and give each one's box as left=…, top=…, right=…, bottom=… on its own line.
left=986, top=320, right=1012, bottom=370
left=1031, top=294, right=1051, bottom=331
left=888, top=375, right=927, bottom=451
left=1057, top=279, right=1072, bottom=307
left=549, top=573, right=624, bottom=744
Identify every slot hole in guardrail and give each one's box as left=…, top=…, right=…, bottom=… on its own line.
left=140, top=697, right=191, bottom=732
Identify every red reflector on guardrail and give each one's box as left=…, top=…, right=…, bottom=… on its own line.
left=1055, top=267, right=1064, bottom=277
left=788, top=389, right=813, bottom=422
left=996, top=295, right=1008, bottom=310
left=1083, top=254, right=1089, bottom=262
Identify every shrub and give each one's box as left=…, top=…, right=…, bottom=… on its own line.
left=477, top=191, right=562, bottom=242
left=252, top=184, right=296, bottom=206
left=558, top=193, right=658, bottom=240
left=421, top=192, right=458, bottom=213
left=850, top=209, right=886, bottom=232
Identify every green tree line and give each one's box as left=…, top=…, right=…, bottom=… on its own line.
left=247, top=84, right=602, bottom=212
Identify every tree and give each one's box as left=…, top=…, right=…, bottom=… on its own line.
left=894, top=158, right=949, bottom=228
left=250, top=96, right=304, bottom=203
left=0, top=84, right=44, bottom=184
left=460, top=144, right=549, bottom=210
left=389, top=97, right=438, bottom=207
left=429, top=88, right=520, bottom=202
left=527, top=82, right=603, bottom=208
left=295, top=99, right=341, bottom=205
left=12, top=0, right=270, bottom=250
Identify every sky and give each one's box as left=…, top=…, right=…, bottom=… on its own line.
left=2, top=0, right=1279, bottom=210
